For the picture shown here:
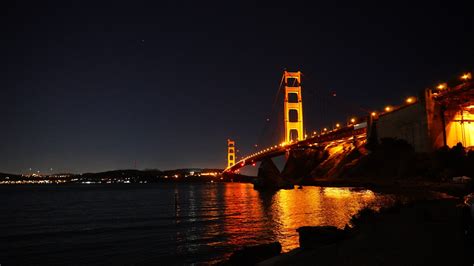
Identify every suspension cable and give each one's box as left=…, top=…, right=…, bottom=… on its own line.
left=255, top=73, right=285, bottom=149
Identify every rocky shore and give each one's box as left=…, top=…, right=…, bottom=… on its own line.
left=257, top=198, right=473, bottom=265
left=223, top=196, right=473, bottom=266
left=223, top=140, right=474, bottom=265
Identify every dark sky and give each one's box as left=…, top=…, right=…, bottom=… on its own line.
left=1, top=1, right=473, bottom=174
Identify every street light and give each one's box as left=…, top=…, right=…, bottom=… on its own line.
left=461, top=72, right=472, bottom=81
left=335, top=123, right=340, bottom=128
left=437, top=83, right=447, bottom=90
left=405, top=97, right=415, bottom=104
left=371, top=112, right=377, bottom=117
left=350, top=118, right=356, bottom=124
left=385, top=106, right=392, bottom=112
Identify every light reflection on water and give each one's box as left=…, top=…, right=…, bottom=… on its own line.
left=0, top=183, right=398, bottom=265
left=174, top=183, right=397, bottom=261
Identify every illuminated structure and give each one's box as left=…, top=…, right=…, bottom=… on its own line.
left=284, top=71, right=304, bottom=142
left=223, top=71, right=473, bottom=173
left=445, top=108, right=474, bottom=147
left=227, top=139, right=236, bottom=168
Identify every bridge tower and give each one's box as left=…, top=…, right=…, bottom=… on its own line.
left=227, top=139, right=236, bottom=168
left=284, top=71, right=304, bottom=143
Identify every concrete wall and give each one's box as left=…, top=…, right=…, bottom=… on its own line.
left=376, top=99, right=431, bottom=152
left=374, top=86, right=473, bottom=152
left=423, top=89, right=447, bottom=150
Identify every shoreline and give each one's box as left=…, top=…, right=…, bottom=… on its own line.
left=253, top=179, right=474, bottom=266
left=223, top=177, right=474, bottom=265
left=302, top=177, right=472, bottom=198
left=257, top=196, right=473, bottom=265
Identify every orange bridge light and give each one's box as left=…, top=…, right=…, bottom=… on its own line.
left=437, top=83, right=447, bottom=90
left=461, top=72, right=472, bottom=81
left=406, top=97, right=415, bottom=104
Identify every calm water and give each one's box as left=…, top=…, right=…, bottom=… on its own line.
left=0, top=183, right=398, bottom=265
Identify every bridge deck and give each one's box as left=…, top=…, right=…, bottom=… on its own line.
left=224, top=126, right=367, bottom=173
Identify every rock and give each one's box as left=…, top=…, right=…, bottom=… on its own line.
left=225, top=242, right=282, bottom=265
left=297, top=226, right=348, bottom=248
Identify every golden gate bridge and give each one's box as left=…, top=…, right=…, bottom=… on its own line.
left=224, top=71, right=473, bottom=174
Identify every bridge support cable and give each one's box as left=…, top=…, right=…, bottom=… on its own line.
left=302, top=72, right=371, bottom=132
left=255, top=73, right=285, bottom=149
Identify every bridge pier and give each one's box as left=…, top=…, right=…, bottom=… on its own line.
left=255, top=158, right=292, bottom=190
left=281, top=148, right=326, bottom=182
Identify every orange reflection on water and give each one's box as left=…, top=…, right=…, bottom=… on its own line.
left=272, top=188, right=324, bottom=250
left=224, top=185, right=386, bottom=252
left=175, top=183, right=397, bottom=261
left=220, top=183, right=266, bottom=247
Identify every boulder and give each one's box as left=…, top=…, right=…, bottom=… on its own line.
left=226, top=242, right=282, bottom=265
left=297, top=226, right=348, bottom=248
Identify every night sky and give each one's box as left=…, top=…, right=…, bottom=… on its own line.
left=2, top=1, right=473, bottom=174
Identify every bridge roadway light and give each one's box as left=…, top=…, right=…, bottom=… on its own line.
left=405, top=97, right=415, bottom=104
left=385, top=106, right=392, bottom=112
left=461, top=73, right=472, bottom=81
left=436, top=83, right=447, bottom=90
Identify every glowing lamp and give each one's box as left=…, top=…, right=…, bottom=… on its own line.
left=437, top=83, right=447, bottom=90
left=461, top=73, right=472, bottom=81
